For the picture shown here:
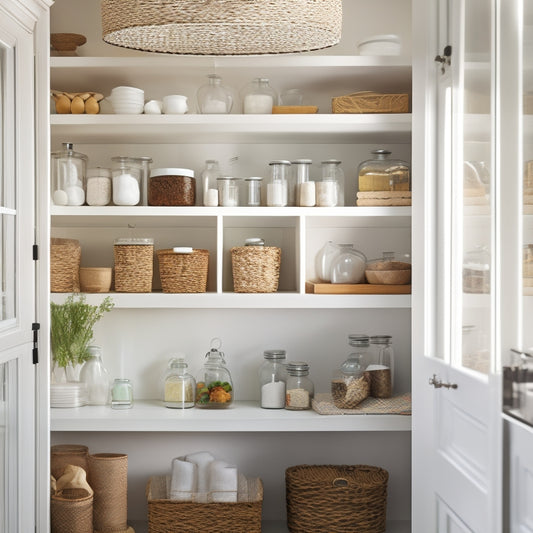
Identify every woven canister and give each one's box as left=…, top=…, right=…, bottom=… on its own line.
left=157, top=248, right=209, bottom=293
left=51, top=444, right=89, bottom=480
left=285, top=464, right=388, bottom=533
left=88, top=453, right=128, bottom=533
left=51, top=238, right=81, bottom=292
left=113, top=237, right=153, bottom=293
left=231, top=241, right=281, bottom=293
left=51, top=488, right=93, bottom=533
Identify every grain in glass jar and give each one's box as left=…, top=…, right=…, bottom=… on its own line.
left=86, top=167, right=112, bottom=206
left=148, top=168, right=196, bottom=206
left=331, top=351, right=370, bottom=409
left=285, top=361, right=314, bottom=410
left=161, top=357, right=196, bottom=409
left=369, top=335, right=394, bottom=398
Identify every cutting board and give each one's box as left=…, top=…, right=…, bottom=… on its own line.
left=305, top=281, right=411, bottom=294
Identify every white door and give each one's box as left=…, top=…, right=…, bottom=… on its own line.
left=412, top=0, right=501, bottom=531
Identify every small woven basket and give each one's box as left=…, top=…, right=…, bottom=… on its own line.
left=285, top=464, right=388, bottom=533
left=114, top=238, right=154, bottom=293
left=51, top=488, right=93, bottom=533
left=50, top=238, right=81, bottom=292
left=157, top=249, right=209, bottom=293
left=231, top=246, right=281, bottom=293
left=51, top=444, right=89, bottom=480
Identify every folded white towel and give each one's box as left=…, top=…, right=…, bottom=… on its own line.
left=184, top=450, right=215, bottom=502
left=208, top=459, right=238, bottom=502
left=170, top=457, right=197, bottom=501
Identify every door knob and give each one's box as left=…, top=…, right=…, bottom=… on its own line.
left=429, top=374, right=458, bottom=389
left=434, top=45, right=452, bottom=73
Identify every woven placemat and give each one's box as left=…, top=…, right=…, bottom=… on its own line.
left=312, top=392, right=411, bottom=415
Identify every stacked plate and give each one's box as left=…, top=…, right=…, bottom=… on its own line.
left=109, top=86, right=145, bottom=114
left=50, top=382, right=88, bottom=408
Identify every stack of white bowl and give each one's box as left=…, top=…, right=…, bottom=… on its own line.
left=109, top=86, right=145, bottom=114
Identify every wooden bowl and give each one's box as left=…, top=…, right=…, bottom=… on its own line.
left=79, top=267, right=112, bottom=293
left=365, top=261, right=411, bottom=285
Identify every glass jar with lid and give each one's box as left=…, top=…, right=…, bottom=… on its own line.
left=201, top=160, right=222, bottom=206
left=197, top=74, right=233, bottom=114
left=217, top=177, right=240, bottom=206
left=111, top=156, right=141, bottom=205
left=79, top=345, right=110, bottom=405
left=463, top=245, right=490, bottom=293
left=111, top=378, right=133, bottom=409
left=267, top=160, right=290, bottom=207
left=259, top=349, right=287, bottom=409
left=51, top=142, right=88, bottom=206
left=348, top=334, right=371, bottom=368
left=331, top=349, right=370, bottom=409
left=242, top=78, right=277, bottom=114
left=357, top=149, right=410, bottom=192
left=369, top=335, right=394, bottom=398
left=291, top=159, right=315, bottom=207
left=86, top=167, right=112, bottom=206
left=318, top=159, right=344, bottom=206
left=285, top=361, right=314, bottom=410
left=161, top=357, right=196, bottom=409
left=245, top=177, right=263, bottom=206
left=196, top=338, right=233, bottom=409
left=330, top=244, right=367, bottom=284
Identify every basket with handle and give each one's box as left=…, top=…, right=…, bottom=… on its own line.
left=231, top=244, right=281, bottom=293
left=157, top=248, right=209, bottom=293
left=51, top=238, right=81, bottom=292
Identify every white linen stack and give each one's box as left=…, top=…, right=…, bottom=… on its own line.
left=170, top=457, right=197, bottom=501
left=208, top=460, right=238, bottom=502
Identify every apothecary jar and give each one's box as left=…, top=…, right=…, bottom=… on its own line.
left=285, top=361, right=314, bottom=410
left=242, top=78, right=277, bottom=114
left=161, top=357, right=196, bottom=409
left=259, top=349, right=287, bottom=409
left=197, top=74, right=233, bottom=114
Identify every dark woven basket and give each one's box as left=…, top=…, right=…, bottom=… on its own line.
left=51, top=488, right=93, bottom=533
left=285, top=464, right=388, bottom=533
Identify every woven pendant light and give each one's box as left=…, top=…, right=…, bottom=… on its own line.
left=101, top=0, right=342, bottom=56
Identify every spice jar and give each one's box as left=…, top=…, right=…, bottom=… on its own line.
left=245, top=177, right=263, bottom=206
left=357, top=149, right=410, bottom=192
left=148, top=168, right=196, bottom=206
left=197, top=74, right=233, bottom=114
left=86, top=167, right=112, bottom=206
left=267, top=160, right=290, bottom=207
left=242, top=78, right=277, bottom=114
left=51, top=142, right=87, bottom=206
left=285, top=361, right=314, bottom=410
left=196, top=338, right=234, bottom=409
left=463, top=245, right=490, bottom=293
left=259, top=349, right=287, bottom=409
left=292, top=159, right=315, bottom=207
left=201, top=160, right=222, bottom=206
left=161, top=357, right=196, bottom=409
left=319, top=159, right=344, bottom=206
left=331, top=350, right=370, bottom=409
left=111, top=378, right=133, bottom=409
left=330, top=244, right=367, bottom=284
left=79, top=345, right=110, bottom=405
left=369, top=335, right=394, bottom=398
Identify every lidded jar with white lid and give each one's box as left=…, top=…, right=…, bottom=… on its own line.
left=267, top=160, right=290, bottom=207
left=285, top=361, right=314, bottom=410
left=149, top=168, right=196, bottom=206
left=161, top=357, right=196, bottom=409
left=86, top=167, right=112, bottom=206
left=51, top=142, right=88, bottom=206
left=259, top=349, right=287, bottom=409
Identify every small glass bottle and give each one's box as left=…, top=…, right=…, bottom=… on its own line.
left=285, top=361, right=314, bottom=410
left=259, top=349, right=287, bottom=409
left=161, top=357, right=196, bottom=409
left=357, top=149, right=410, bottom=192
left=330, top=244, right=367, bottom=284
left=217, top=177, right=240, bottom=206
left=197, top=74, right=233, bottom=114
left=79, top=345, right=110, bottom=405
left=242, top=78, right=277, bottom=114
left=267, top=160, right=290, bottom=207
left=111, top=378, right=133, bottom=409
left=86, top=167, right=112, bottom=206
left=201, top=160, right=222, bottom=206
left=369, top=335, right=394, bottom=398
left=51, top=142, right=88, bottom=206
left=244, top=177, right=263, bottom=206
left=317, top=159, right=344, bottom=207
left=292, top=159, right=315, bottom=207
left=331, top=351, right=369, bottom=409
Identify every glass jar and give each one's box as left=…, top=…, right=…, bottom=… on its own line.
left=331, top=352, right=370, bottom=409
left=197, top=74, right=233, bottom=114
left=267, top=160, right=290, bottom=207
left=369, top=335, right=394, bottom=398
left=319, top=160, right=344, bottom=206
left=463, top=245, right=490, bottom=293
left=111, top=378, right=133, bottom=409
left=86, top=167, right=112, bottom=206
left=201, top=160, right=222, bottom=206
left=291, top=159, right=314, bottom=207
left=242, top=78, right=277, bottom=114
left=315, top=241, right=341, bottom=282
left=111, top=156, right=142, bottom=206
left=259, top=349, right=287, bottom=409
left=79, top=345, right=110, bottom=405
left=217, top=177, right=240, bottom=206
left=357, top=149, right=410, bottom=192
left=161, top=357, right=196, bottom=409
left=138, top=156, right=153, bottom=206
left=330, top=244, right=367, bottom=284
left=245, top=177, right=263, bottom=206
left=51, top=142, right=88, bottom=206
left=285, top=361, right=314, bottom=410
left=196, top=338, right=233, bottom=409
left=348, top=334, right=371, bottom=368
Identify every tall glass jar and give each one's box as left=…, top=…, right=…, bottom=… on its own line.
left=331, top=351, right=370, bottom=409
left=291, top=159, right=314, bottom=207
left=285, top=361, right=314, bottom=410
left=369, top=335, right=394, bottom=398
left=161, top=357, right=196, bottom=409
left=242, top=78, right=277, bottom=114
left=357, top=149, right=410, bottom=192
left=259, top=349, right=287, bottom=409
left=267, top=160, right=290, bottom=207
left=196, top=338, right=234, bottom=409
left=51, top=142, right=88, bottom=206
left=201, top=160, right=222, bottom=206
left=86, top=167, right=112, bottom=206
left=197, top=74, right=233, bottom=114
left=348, top=334, right=371, bottom=368
left=79, top=345, right=110, bottom=405
left=330, top=244, right=367, bottom=284
left=111, top=156, right=141, bottom=206
left=319, top=160, right=345, bottom=206
left=244, top=177, right=263, bottom=206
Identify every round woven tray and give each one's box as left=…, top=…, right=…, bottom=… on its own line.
left=157, top=249, right=209, bottom=293
left=51, top=238, right=81, bottom=292
left=114, top=243, right=153, bottom=292
left=231, top=246, right=281, bottom=293
left=51, top=444, right=89, bottom=480
left=51, top=488, right=93, bottom=533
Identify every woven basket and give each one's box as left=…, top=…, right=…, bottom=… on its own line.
left=146, top=475, right=263, bottom=533
left=51, top=488, right=93, bottom=533
left=231, top=246, right=281, bottom=293
left=332, top=92, right=409, bottom=114
left=51, top=238, right=81, bottom=292
left=157, top=249, right=209, bottom=293
left=114, top=240, right=153, bottom=293
left=286, top=464, right=388, bottom=533
left=51, top=444, right=89, bottom=480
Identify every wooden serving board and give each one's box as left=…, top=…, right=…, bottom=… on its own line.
left=305, top=281, right=411, bottom=294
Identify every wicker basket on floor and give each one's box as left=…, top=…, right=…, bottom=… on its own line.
left=51, top=238, right=81, bottom=292
left=113, top=238, right=154, bottom=293
left=51, top=488, right=93, bottom=533
left=231, top=246, right=281, bottom=293
left=285, top=464, right=388, bottom=533
left=157, top=249, right=209, bottom=293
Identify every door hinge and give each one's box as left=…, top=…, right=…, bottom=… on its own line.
left=33, top=244, right=38, bottom=260
left=435, top=45, right=452, bottom=74
left=32, top=322, right=40, bottom=364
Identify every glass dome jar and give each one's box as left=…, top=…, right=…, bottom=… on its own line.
left=196, top=338, right=233, bottom=409
left=242, top=78, right=277, bottom=114
left=319, top=159, right=344, bottom=206
left=259, top=349, right=287, bottom=409
left=463, top=245, right=490, bottom=294
left=357, top=149, right=410, bottom=192
left=291, top=159, right=314, bottom=207
left=51, top=142, right=88, bottom=206
left=315, top=241, right=341, bottom=282
left=369, top=335, right=394, bottom=398
left=201, top=160, right=222, bottom=206
left=79, top=345, right=110, bottom=405
left=285, top=361, right=314, bottom=410
left=161, top=357, right=196, bottom=409
left=331, top=351, right=370, bottom=409
left=330, top=244, right=367, bottom=284
left=197, top=74, right=233, bottom=114
left=267, top=160, right=290, bottom=207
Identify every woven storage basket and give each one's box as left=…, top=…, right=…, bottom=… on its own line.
left=286, top=464, right=388, bottom=533
left=51, top=444, right=89, bottom=480
left=332, top=92, right=409, bottom=114
left=114, top=238, right=153, bottom=293
left=157, top=249, right=209, bottom=293
left=51, top=238, right=81, bottom=292
left=146, top=475, right=263, bottom=533
left=51, top=488, right=93, bottom=533
left=231, top=246, right=281, bottom=293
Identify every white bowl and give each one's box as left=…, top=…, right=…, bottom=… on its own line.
left=112, top=97, right=145, bottom=105
left=111, top=85, right=144, bottom=94
left=357, top=34, right=401, bottom=56
left=111, top=104, right=144, bottom=114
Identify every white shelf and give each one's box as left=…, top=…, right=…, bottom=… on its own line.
left=50, top=400, right=411, bottom=432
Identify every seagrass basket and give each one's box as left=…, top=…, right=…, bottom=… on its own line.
left=51, top=488, right=93, bottom=533
left=50, top=238, right=81, bottom=292
left=157, top=249, right=209, bottom=293
left=113, top=238, right=153, bottom=293
left=51, top=444, right=89, bottom=480
left=231, top=245, right=281, bottom=293
left=285, top=464, right=388, bottom=533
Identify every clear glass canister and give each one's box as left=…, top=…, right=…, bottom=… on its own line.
left=245, top=177, right=263, bottom=206
left=330, top=244, right=367, bottom=284
left=86, top=167, right=112, bottom=206
left=51, top=142, right=88, bottom=206
left=79, top=345, right=110, bottom=405
left=285, top=361, right=314, bottom=410
left=319, top=159, right=344, bottom=206
left=259, top=349, right=287, bottom=409
left=217, top=177, right=240, bottom=206
left=331, top=351, right=370, bottom=409
left=291, top=159, right=314, bottom=207
left=348, top=334, right=371, bottom=368
left=201, top=160, right=222, bottom=206
left=197, top=74, right=233, bottom=114
left=111, top=156, right=143, bottom=206
left=357, top=149, right=410, bottom=192
left=111, top=378, right=133, bottom=409
left=267, top=160, right=290, bottom=207
left=463, top=245, right=490, bottom=293
left=315, top=241, right=341, bottom=282
left=161, top=357, right=196, bottom=409
left=369, top=335, right=394, bottom=398
left=242, top=78, right=277, bottom=114
left=196, top=338, right=233, bottom=409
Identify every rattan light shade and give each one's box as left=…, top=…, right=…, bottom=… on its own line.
left=101, top=0, right=342, bottom=55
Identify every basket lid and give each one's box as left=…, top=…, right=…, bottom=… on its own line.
left=114, top=237, right=154, bottom=245
left=150, top=168, right=194, bottom=178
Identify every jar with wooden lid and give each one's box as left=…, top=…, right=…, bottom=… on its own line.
left=285, top=361, right=314, bottom=410
left=357, top=149, right=410, bottom=192
left=148, top=168, right=196, bottom=206
left=161, top=357, right=196, bottom=409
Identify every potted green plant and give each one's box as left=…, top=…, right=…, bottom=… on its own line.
left=50, top=294, right=114, bottom=383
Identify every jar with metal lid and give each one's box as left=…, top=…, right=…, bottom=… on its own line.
left=319, top=159, right=344, bottom=206
left=51, top=142, right=88, bottom=206
left=148, top=168, right=196, bottom=206
left=357, top=149, right=410, bottom=192
left=331, top=349, right=370, bottom=409
left=369, top=335, right=394, bottom=398
left=197, top=74, right=233, bottom=114
left=348, top=334, right=371, bottom=367
left=242, top=78, right=277, bottom=114
left=86, top=167, right=112, bottom=206
left=217, top=177, right=240, bottom=206
left=201, top=160, right=222, bottom=206
left=259, top=349, right=287, bottom=409
left=79, top=345, right=110, bottom=405
left=111, top=378, right=133, bottom=409
left=245, top=177, right=263, bottom=206
left=196, top=338, right=233, bottom=409
left=285, top=361, right=314, bottom=410
left=161, top=357, right=196, bottom=409
left=291, top=159, right=315, bottom=207
left=267, top=160, right=290, bottom=207
left=330, top=244, right=367, bottom=284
